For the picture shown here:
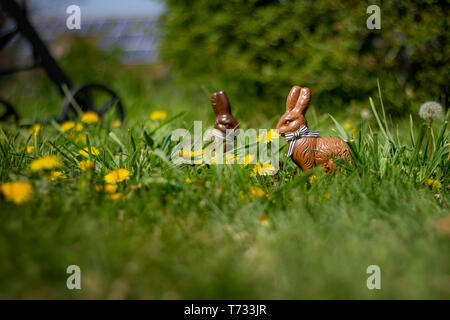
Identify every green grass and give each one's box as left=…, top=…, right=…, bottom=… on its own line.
left=0, top=70, right=449, bottom=299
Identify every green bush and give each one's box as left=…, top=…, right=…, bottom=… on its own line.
left=160, top=0, right=449, bottom=116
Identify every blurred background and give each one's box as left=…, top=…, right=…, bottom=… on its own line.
left=1, top=0, right=163, bottom=64
left=0, top=0, right=448, bottom=124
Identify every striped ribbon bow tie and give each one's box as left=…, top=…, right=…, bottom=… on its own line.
left=284, top=125, right=319, bottom=157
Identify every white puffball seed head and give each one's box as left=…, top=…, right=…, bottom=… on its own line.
left=419, top=101, right=443, bottom=121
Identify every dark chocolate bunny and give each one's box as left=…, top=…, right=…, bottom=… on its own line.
left=211, top=91, right=239, bottom=134
left=210, top=91, right=239, bottom=152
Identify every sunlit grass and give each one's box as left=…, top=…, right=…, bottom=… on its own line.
left=0, top=76, right=448, bottom=299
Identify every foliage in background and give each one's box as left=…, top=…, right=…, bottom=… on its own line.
left=160, top=0, right=449, bottom=116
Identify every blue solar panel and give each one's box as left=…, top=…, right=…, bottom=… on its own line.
left=4, top=17, right=161, bottom=64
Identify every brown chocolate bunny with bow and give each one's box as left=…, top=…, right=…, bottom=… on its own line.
left=276, top=86, right=351, bottom=172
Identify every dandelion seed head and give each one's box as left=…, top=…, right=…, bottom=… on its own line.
left=360, top=108, right=372, bottom=120
left=419, top=101, right=443, bottom=121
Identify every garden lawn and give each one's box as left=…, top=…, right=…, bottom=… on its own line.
left=0, top=76, right=448, bottom=299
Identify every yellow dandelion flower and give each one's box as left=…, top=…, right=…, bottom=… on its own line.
left=224, top=152, right=236, bottom=164
left=104, top=184, right=118, bottom=193
left=81, top=112, right=99, bottom=124
left=239, top=154, right=255, bottom=166
left=194, top=149, right=205, bottom=156
left=308, top=175, right=317, bottom=184
left=29, top=124, right=41, bottom=134
left=111, top=120, right=121, bottom=128
left=253, top=163, right=277, bottom=176
left=257, top=129, right=279, bottom=144
left=426, top=179, right=442, bottom=189
left=249, top=186, right=266, bottom=198
left=108, top=192, right=124, bottom=201
left=185, top=178, right=192, bottom=184
left=318, top=192, right=331, bottom=201
left=267, top=129, right=279, bottom=142
left=205, top=153, right=236, bottom=164
left=207, top=155, right=217, bottom=165
left=74, top=133, right=86, bottom=143
left=179, top=149, right=204, bottom=158
left=26, top=145, right=34, bottom=154
left=77, top=160, right=95, bottom=171
left=49, top=171, right=66, bottom=181
left=344, top=122, right=354, bottom=130
left=60, top=121, right=75, bottom=132
left=150, top=110, right=167, bottom=120
left=253, top=163, right=262, bottom=175
left=79, top=146, right=100, bottom=157
left=104, top=168, right=130, bottom=183
left=259, top=213, right=270, bottom=227
left=1, top=181, right=33, bottom=204
left=95, top=184, right=118, bottom=193
left=30, top=155, right=63, bottom=171
left=75, top=123, right=83, bottom=131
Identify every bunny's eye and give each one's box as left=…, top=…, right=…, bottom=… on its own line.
left=285, top=120, right=291, bottom=124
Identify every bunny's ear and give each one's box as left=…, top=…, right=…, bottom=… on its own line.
left=211, top=91, right=231, bottom=116
left=294, top=87, right=311, bottom=114
left=286, top=86, right=301, bottom=112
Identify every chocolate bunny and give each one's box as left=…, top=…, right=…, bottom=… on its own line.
left=276, top=86, right=351, bottom=172
left=210, top=91, right=239, bottom=151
